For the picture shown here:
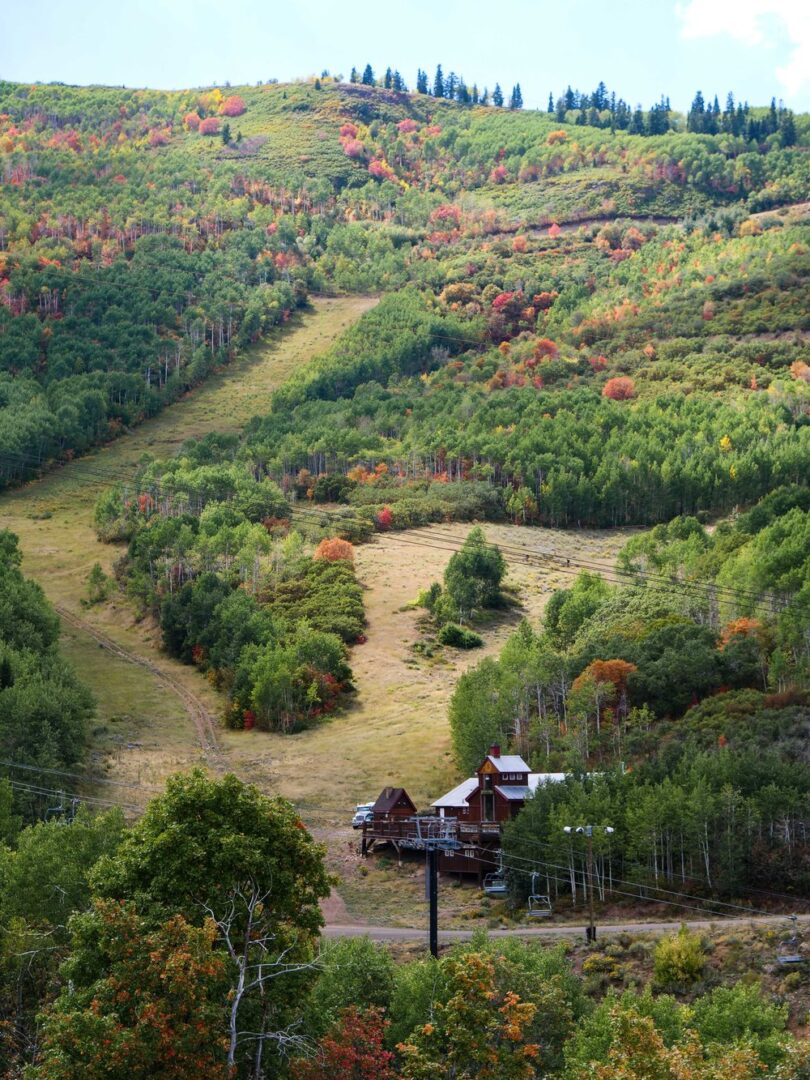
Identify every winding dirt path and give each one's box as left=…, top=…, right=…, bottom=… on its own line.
left=0, top=296, right=377, bottom=780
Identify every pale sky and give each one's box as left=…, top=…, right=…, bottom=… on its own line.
left=1, top=0, right=808, bottom=111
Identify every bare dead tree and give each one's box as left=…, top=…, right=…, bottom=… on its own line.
left=201, top=879, right=321, bottom=1078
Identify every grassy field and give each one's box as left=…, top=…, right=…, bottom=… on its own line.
left=0, top=296, right=376, bottom=799
left=224, top=521, right=628, bottom=820
left=223, top=520, right=629, bottom=925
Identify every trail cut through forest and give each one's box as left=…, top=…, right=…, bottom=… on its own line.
left=0, top=296, right=377, bottom=791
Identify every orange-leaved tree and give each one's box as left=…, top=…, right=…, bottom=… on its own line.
left=602, top=376, right=635, bottom=400
left=314, top=537, right=355, bottom=563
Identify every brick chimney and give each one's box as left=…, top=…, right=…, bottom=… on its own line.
left=489, top=743, right=501, bottom=758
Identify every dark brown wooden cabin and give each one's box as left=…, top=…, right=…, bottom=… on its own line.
left=438, top=744, right=533, bottom=880
left=361, top=787, right=419, bottom=862
left=372, top=787, right=416, bottom=821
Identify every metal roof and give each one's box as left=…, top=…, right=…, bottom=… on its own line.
left=431, top=771, right=569, bottom=809
left=431, top=777, right=478, bottom=808
left=495, top=785, right=532, bottom=800
left=528, top=773, right=568, bottom=791
left=485, top=754, right=530, bottom=772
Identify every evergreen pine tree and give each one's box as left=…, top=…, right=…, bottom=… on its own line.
left=350, top=67, right=359, bottom=84
left=564, top=85, right=576, bottom=110
left=447, top=71, right=458, bottom=99
left=779, top=110, right=797, bottom=146
left=509, top=83, right=523, bottom=109
left=481, top=87, right=490, bottom=106
left=416, top=68, right=428, bottom=94
left=362, top=64, right=374, bottom=86
left=768, top=96, right=778, bottom=133
left=548, top=91, right=554, bottom=113
left=433, top=64, right=444, bottom=98
left=687, top=90, right=705, bottom=132
left=492, top=83, right=504, bottom=107
left=472, top=84, right=479, bottom=104
left=629, top=106, right=645, bottom=135
left=384, top=67, right=392, bottom=89
left=221, top=122, right=231, bottom=145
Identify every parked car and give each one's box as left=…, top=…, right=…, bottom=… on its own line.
left=352, top=803, right=374, bottom=829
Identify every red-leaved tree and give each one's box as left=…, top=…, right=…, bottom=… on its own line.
left=376, top=506, right=394, bottom=531
left=602, top=376, right=635, bottom=400
left=292, top=1008, right=395, bottom=1080
left=199, top=116, right=221, bottom=136
left=220, top=95, right=246, bottom=117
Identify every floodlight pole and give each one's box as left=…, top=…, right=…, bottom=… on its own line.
left=563, top=824, right=614, bottom=944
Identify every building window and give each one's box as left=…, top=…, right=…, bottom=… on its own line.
left=482, top=792, right=495, bottom=822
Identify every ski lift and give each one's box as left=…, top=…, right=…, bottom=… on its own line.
left=527, top=872, right=553, bottom=918
left=777, top=915, right=803, bottom=966
left=483, top=872, right=508, bottom=898
left=45, top=796, right=65, bottom=820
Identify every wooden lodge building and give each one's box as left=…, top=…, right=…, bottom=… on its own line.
left=361, top=745, right=566, bottom=881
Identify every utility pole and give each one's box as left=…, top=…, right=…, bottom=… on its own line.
left=563, top=824, right=614, bottom=944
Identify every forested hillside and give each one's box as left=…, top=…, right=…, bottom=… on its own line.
left=41, top=74, right=802, bottom=735
left=1, top=77, right=808, bottom=487
left=1, top=70, right=810, bottom=1077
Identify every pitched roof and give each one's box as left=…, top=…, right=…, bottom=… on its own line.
left=431, top=772, right=569, bottom=810
left=372, top=787, right=416, bottom=814
left=431, top=777, right=478, bottom=809
left=484, top=754, right=530, bottom=772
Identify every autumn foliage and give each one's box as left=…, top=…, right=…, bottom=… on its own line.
left=183, top=112, right=201, bottom=130
left=376, top=506, right=394, bottom=530
left=574, top=658, right=638, bottom=694
left=199, top=116, right=220, bottom=136
left=219, top=95, right=246, bottom=117
left=533, top=337, right=559, bottom=361
left=314, top=537, right=355, bottom=563
left=292, top=1008, right=395, bottom=1080
left=398, top=953, right=539, bottom=1080
left=719, top=617, right=765, bottom=649
left=602, top=376, right=636, bottom=400
left=35, top=901, right=229, bottom=1080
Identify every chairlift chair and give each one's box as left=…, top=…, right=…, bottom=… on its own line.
left=777, top=915, right=803, bottom=966
left=527, top=872, right=553, bottom=918
left=482, top=872, right=508, bottom=898
left=527, top=893, right=553, bottom=918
